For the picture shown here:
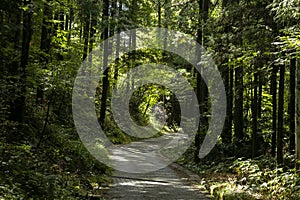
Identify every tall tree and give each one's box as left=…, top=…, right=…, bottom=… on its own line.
left=271, top=64, right=278, bottom=157
left=12, top=0, right=33, bottom=122
left=99, top=0, right=110, bottom=125
left=9, top=1, right=22, bottom=121
left=296, top=58, right=300, bottom=168
left=277, top=64, right=285, bottom=164
left=36, top=1, right=52, bottom=104
left=252, top=63, right=258, bottom=157
left=289, top=58, right=296, bottom=153
left=82, top=12, right=90, bottom=61
left=194, top=0, right=209, bottom=162
left=234, top=64, right=244, bottom=145
left=114, top=0, right=122, bottom=82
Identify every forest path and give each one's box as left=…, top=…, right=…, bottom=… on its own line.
left=103, top=133, right=210, bottom=200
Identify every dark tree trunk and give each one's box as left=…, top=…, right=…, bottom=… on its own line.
left=39, top=2, right=52, bottom=63
left=13, top=0, right=32, bottom=122
left=129, top=0, right=137, bottom=90
left=271, top=65, right=278, bottom=157
left=114, top=0, right=122, bottom=82
left=221, top=62, right=232, bottom=144
left=36, top=1, right=52, bottom=104
left=257, top=75, right=262, bottom=119
left=53, top=12, right=59, bottom=35
left=277, top=65, right=285, bottom=164
left=252, top=65, right=258, bottom=158
left=99, top=0, right=110, bottom=125
left=59, top=10, right=64, bottom=30
left=229, top=66, right=234, bottom=140
left=65, top=0, right=69, bottom=31
left=68, top=8, right=73, bottom=43
left=289, top=58, right=296, bottom=153
left=9, top=3, right=22, bottom=121
left=82, top=13, right=90, bottom=61
left=234, top=65, right=244, bottom=144
left=109, top=0, right=116, bottom=37
left=296, top=59, right=300, bottom=168
left=158, top=0, right=161, bottom=28
left=194, top=0, right=209, bottom=162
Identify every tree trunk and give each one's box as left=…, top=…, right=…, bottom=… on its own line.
left=114, top=0, right=122, bottom=82
left=65, top=0, right=69, bottom=31
left=194, top=0, right=209, bottom=162
left=252, top=65, right=258, bottom=158
left=109, top=0, right=116, bottom=37
left=221, top=62, right=232, bottom=144
left=258, top=75, right=262, bottom=119
left=88, top=14, right=97, bottom=54
left=158, top=0, right=161, bottom=28
left=234, top=65, right=244, bottom=145
left=67, top=8, right=73, bottom=43
left=99, top=0, right=110, bottom=125
left=14, top=0, right=32, bottom=122
left=277, top=65, right=285, bottom=164
left=59, top=10, right=64, bottom=30
left=36, top=1, right=52, bottom=104
left=289, top=58, right=296, bottom=153
left=229, top=66, right=234, bottom=140
left=271, top=64, right=278, bottom=157
left=9, top=4, right=22, bottom=121
left=296, top=59, right=300, bottom=168
left=82, top=13, right=90, bottom=61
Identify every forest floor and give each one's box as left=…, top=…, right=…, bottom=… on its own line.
left=101, top=133, right=211, bottom=199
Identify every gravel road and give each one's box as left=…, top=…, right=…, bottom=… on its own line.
left=103, top=133, right=210, bottom=200
left=103, top=165, right=210, bottom=200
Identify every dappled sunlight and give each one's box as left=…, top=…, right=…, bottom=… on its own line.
left=105, top=167, right=209, bottom=199
left=107, top=132, right=192, bottom=173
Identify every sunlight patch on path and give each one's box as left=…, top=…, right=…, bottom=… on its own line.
left=104, top=134, right=210, bottom=200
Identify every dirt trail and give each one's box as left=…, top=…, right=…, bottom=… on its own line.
left=104, top=165, right=210, bottom=200
left=103, top=133, right=210, bottom=200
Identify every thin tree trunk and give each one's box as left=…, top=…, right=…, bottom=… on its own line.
left=221, top=62, right=232, bottom=144
left=82, top=13, right=90, bottom=61
left=234, top=65, right=244, bottom=145
left=290, top=58, right=296, bottom=153
left=130, top=0, right=137, bottom=90
left=65, top=0, right=69, bottom=31
left=53, top=12, right=59, bottom=35
left=99, top=0, right=110, bottom=125
left=36, top=1, right=52, bottom=104
left=158, top=0, right=161, bottom=28
left=109, top=0, right=116, bottom=37
left=258, top=75, right=262, bottom=119
left=14, top=0, right=32, bottom=122
left=277, top=65, right=285, bottom=164
left=271, top=64, right=278, bottom=157
left=296, top=59, right=300, bottom=168
left=252, top=65, right=258, bottom=158
left=59, top=10, right=64, bottom=30
left=9, top=5, right=21, bottom=121
left=229, top=66, right=234, bottom=140
left=88, top=14, right=97, bottom=54
left=114, top=0, right=122, bottom=82
left=67, top=8, right=73, bottom=43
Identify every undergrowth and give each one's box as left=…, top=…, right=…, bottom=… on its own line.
left=0, top=116, right=112, bottom=199
left=178, top=145, right=300, bottom=200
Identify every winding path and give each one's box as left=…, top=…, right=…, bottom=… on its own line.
left=103, top=133, right=210, bottom=200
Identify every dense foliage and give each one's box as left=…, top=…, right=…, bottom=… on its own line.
left=1, top=0, right=300, bottom=199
